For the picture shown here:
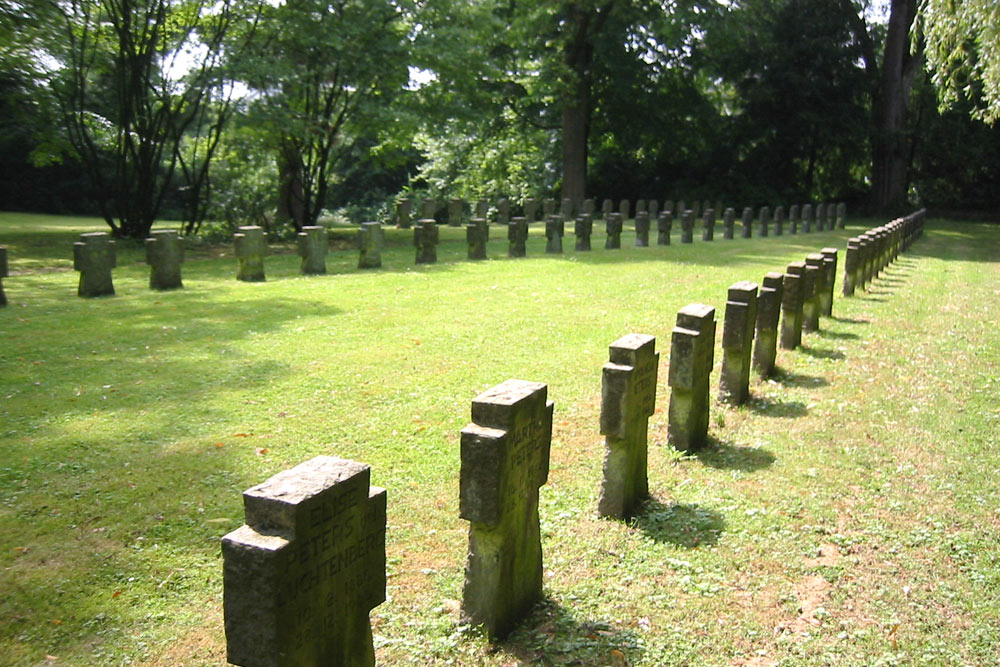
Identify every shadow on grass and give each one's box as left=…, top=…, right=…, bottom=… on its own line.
left=633, top=497, right=726, bottom=548
left=501, top=597, right=644, bottom=665
left=747, top=394, right=808, bottom=418
left=771, top=368, right=829, bottom=388
left=815, top=329, right=859, bottom=341
left=694, top=436, right=777, bottom=471
left=798, top=344, right=845, bottom=360
left=830, top=315, right=869, bottom=324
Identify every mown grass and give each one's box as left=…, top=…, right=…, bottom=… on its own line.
left=1, top=212, right=998, bottom=666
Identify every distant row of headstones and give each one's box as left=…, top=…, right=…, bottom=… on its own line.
left=219, top=212, right=925, bottom=665
left=0, top=199, right=848, bottom=302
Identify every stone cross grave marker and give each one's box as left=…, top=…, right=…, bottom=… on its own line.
left=843, top=237, right=861, bottom=296
left=523, top=198, right=538, bottom=222
left=801, top=204, right=813, bottom=233
left=802, top=254, right=824, bottom=332
left=820, top=248, right=838, bottom=316
left=357, top=223, right=382, bottom=269
left=723, top=207, right=735, bottom=240
left=676, top=200, right=686, bottom=218
left=648, top=199, right=659, bottom=218
left=668, top=304, right=716, bottom=451
left=605, top=213, right=623, bottom=249
left=582, top=198, right=595, bottom=215
left=298, top=226, right=328, bottom=275
left=599, top=334, right=658, bottom=520
left=543, top=198, right=555, bottom=219
left=813, top=203, right=824, bottom=232
left=396, top=198, right=412, bottom=229
left=497, top=198, right=511, bottom=225
left=508, top=217, right=528, bottom=257
left=741, top=207, right=753, bottom=238
left=420, top=198, right=438, bottom=220
left=758, top=206, right=770, bottom=237
left=780, top=262, right=806, bottom=350
left=692, top=200, right=702, bottom=219
left=234, top=226, right=266, bottom=282
left=836, top=202, right=846, bottom=229
left=635, top=199, right=647, bottom=214
left=719, top=281, right=759, bottom=405
left=774, top=206, right=785, bottom=236
left=414, top=219, right=439, bottom=264
left=560, top=198, right=573, bottom=219
left=752, top=272, right=784, bottom=378
left=0, top=246, right=8, bottom=306
left=545, top=215, right=564, bottom=254
left=789, top=204, right=800, bottom=234
left=575, top=215, right=593, bottom=251
left=74, top=231, right=117, bottom=297
left=680, top=209, right=694, bottom=244
left=467, top=218, right=488, bottom=260
left=222, top=456, right=386, bottom=667
left=825, top=203, right=835, bottom=231
left=634, top=210, right=650, bottom=247
left=619, top=199, right=631, bottom=220
left=145, top=229, right=184, bottom=290
left=476, top=199, right=489, bottom=218
left=460, top=379, right=553, bottom=640
left=701, top=208, right=715, bottom=242
left=657, top=211, right=672, bottom=245
left=601, top=198, right=613, bottom=219
left=448, top=199, right=464, bottom=227
left=663, top=200, right=674, bottom=215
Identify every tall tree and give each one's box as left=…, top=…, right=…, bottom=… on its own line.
left=241, top=0, right=408, bottom=231
left=39, top=0, right=256, bottom=238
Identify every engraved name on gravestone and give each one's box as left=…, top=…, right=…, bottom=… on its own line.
left=145, top=229, right=184, bottom=290
left=605, top=212, right=623, bottom=249
left=752, top=272, right=784, bottom=378
left=357, top=223, right=382, bottom=269
left=508, top=217, right=528, bottom=257
left=414, top=219, right=439, bottom=264
left=396, top=198, right=412, bottom=229
left=298, top=226, right=328, bottom=275
left=820, top=248, right=838, bottom=316
left=545, top=216, right=564, bottom=254
left=657, top=211, right=672, bottom=246
left=234, top=226, right=266, bottom=282
left=575, top=215, right=593, bottom=251
left=634, top=211, right=650, bottom=247
left=467, top=218, right=488, bottom=260
left=719, top=281, right=759, bottom=405
left=460, top=379, right=553, bottom=640
left=222, top=456, right=386, bottom=667
left=599, top=334, right=658, bottom=520
left=741, top=207, right=753, bottom=238
left=680, top=210, right=694, bottom=244
left=723, top=207, right=735, bottom=240
left=668, top=304, right=716, bottom=452
left=74, top=231, right=117, bottom=297
left=780, top=262, right=806, bottom=350
left=701, top=209, right=715, bottom=242
left=0, top=247, right=8, bottom=306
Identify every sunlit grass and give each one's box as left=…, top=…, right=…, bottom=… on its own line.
left=1, top=213, right=998, bottom=665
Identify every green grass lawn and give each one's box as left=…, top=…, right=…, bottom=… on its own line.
left=1, top=212, right=998, bottom=666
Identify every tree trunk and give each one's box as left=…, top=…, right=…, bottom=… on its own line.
left=562, top=102, right=588, bottom=206
left=871, top=0, right=920, bottom=213
left=277, top=141, right=305, bottom=232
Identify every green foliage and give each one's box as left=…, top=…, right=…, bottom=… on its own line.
left=917, top=0, right=1000, bottom=124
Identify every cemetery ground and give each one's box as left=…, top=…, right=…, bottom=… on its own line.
left=1, top=212, right=998, bottom=666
